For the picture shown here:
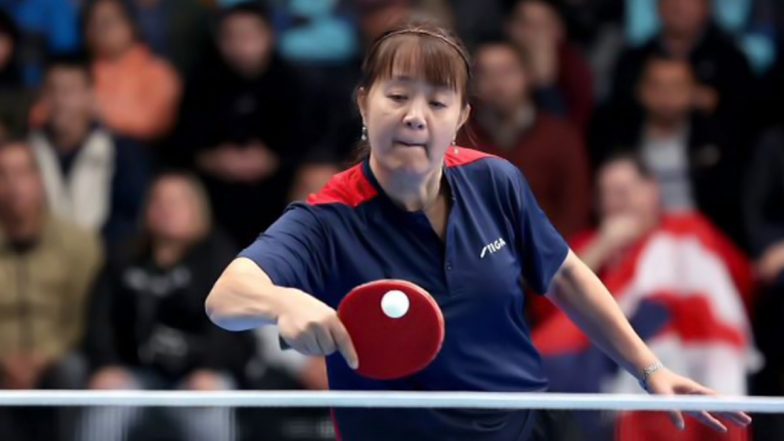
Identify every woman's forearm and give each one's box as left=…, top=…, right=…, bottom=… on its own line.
left=576, top=239, right=612, bottom=273
left=205, top=257, right=293, bottom=331
left=546, top=250, right=659, bottom=379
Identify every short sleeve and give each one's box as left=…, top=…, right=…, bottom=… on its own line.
left=238, top=203, right=329, bottom=296
left=508, top=165, right=569, bottom=294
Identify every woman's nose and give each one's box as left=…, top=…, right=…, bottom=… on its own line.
left=403, top=105, right=426, bottom=130
left=404, top=117, right=425, bottom=130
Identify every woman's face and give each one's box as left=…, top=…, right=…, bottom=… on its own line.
left=358, top=72, right=469, bottom=177
left=218, top=13, right=274, bottom=78
left=86, top=1, right=136, bottom=59
left=145, top=177, right=206, bottom=243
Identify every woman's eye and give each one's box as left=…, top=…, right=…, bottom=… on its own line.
left=430, top=101, right=447, bottom=109
left=389, top=94, right=407, bottom=101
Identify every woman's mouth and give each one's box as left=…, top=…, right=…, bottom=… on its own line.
left=394, top=140, right=427, bottom=148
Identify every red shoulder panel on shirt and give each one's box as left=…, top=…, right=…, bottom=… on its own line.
left=307, top=147, right=491, bottom=206
left=444, top=146, right=496, bottom=167
left=307, top=163, right=378, bottom=207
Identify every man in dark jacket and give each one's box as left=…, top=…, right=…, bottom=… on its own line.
left=173, top=3, right=307, bottom=247
left=607, top=0, right=754, bottom=151
left=597, top=55, right=744, bottom=247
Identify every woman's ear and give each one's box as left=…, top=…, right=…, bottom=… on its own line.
left=457, top=103, right=471, bottom=130
left=356, top=87, right=368, bottom=123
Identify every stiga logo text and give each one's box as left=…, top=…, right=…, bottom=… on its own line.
left=480, top=238, right=507, bottom=259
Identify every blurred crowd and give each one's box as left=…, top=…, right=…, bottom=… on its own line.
left=0, top=0, right=783, bottom=440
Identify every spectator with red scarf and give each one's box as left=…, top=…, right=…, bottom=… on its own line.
left=532, top=154, right=757, bottom=441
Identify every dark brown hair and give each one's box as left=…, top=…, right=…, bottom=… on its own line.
left=359, top=21, right=471, bottom=106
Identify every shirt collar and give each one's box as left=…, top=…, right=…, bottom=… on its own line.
left=361, top=157, right=455, bottom=220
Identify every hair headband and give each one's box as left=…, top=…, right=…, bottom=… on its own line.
left=367, top=27, right=471, bottom=77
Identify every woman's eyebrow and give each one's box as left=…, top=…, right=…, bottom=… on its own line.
left=387, top=75, right=416, bottom=83
left=386, top=76, right=454, bottom=91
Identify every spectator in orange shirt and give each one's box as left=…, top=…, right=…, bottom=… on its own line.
left=83, top=0, right=181, bottom=141
left=31, top=0, right=182, bottom=143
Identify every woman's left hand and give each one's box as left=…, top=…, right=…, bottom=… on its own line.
left=645, top=367, right=752, bottom=432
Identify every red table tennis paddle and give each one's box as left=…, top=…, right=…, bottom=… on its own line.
left=338, top=279, right=445, bottom=380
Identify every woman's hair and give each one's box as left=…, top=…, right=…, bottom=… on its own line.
left=351, top=20, right=472, bottom=163
left=359, top=20, right=471, bottom=106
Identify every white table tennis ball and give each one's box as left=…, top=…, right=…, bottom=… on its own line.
left=381, top=290, right=409, bottom=319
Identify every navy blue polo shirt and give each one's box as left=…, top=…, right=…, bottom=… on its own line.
left=240, top=147, right=569, bottom=441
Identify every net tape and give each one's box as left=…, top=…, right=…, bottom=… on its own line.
left=0, top=391, right=781, bottom=412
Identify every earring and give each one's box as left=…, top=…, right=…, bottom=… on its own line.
left=361, top=125, right=368, bottom=141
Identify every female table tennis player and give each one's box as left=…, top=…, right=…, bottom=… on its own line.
left=205, top=21, right=751, bottom=440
